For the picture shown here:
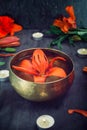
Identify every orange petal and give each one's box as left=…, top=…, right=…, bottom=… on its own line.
left=65, top=6, right=76, bottom=20
left=68, top=109, right=87, bottom=117
left=53, top=19, right=69, bottom=33
left=0, top=30, right=8, bottom=38
left=32, top=49, right=49, bottom=74
left=34, top=75, right=46, bottom=83
left=19, top=59, right=37, bottom=74
left=12, top=59, right=37, bottom=75
left=62, top=25, right=69, bottom=33
left=0, top=16, right=14, bottom=23
left=62, top=17, right=71, bottom=32
left=10, top=24, right=23, bottom=35
left=19, top=59, right=32, bottom=69
left=66, top=17, right=77, bottom=28
left=47, top=67, right=67, bottom=78
left=49, top=56, right=66, bottom=68
left=0, top=53, right=15, bottom=57
left=12, top=65, right=37, bottom=75
left=0, top=36, right=19, bottom=44
left=0, top=41, right=20, bottom=47
left=53, top=19, right=64, bottom=29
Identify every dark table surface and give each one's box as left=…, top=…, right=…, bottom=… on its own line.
left=0, top=29, right=87, bottom=130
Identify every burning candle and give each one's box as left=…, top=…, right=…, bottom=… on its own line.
left=0, top=70, right=9, bottom=81
left=32, top=32, right=44, bottom=40
left=36, top=115, right=55, bottom=129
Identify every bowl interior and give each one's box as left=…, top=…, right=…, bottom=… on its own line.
left=10, top=48, right=73, bottom=83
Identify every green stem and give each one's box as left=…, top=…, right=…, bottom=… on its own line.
left=0, top=47, right=16, bottom=52
left=0, top=61, right=5, bottom=66
left=57, top=34, right=68, bottom=49
left=68, top=29, right=87, bottom=36
left=50, top=34, right=68, bottom=49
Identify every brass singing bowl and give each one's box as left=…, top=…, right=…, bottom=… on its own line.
left=9, top=48, right=74, bottom=101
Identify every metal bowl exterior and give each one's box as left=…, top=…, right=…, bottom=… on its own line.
left=9, top=48, right=74, bottom=101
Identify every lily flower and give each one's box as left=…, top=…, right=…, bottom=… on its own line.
left=0, top=16, right=23, bottom=38
left=12, top=49, right=67, bottom=83
left=53, top=6, right=77, bottom=33
left=48, top=5, right=87, bottom=49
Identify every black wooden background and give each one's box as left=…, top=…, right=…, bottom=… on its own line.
left=0, top=0, right=86, bottom=29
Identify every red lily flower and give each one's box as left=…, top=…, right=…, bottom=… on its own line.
left=12, top=49, right=67, bottom=83
left=0, top=16, right=23, bottom=38
left=53, top=6, right=77, bottom=33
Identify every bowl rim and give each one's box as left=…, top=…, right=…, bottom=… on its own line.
left=9, top=48, right=74, bottom=85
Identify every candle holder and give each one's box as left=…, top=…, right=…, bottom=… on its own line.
left=32, top=32, right=44, bottom=40
left=77, top=48, right=87, bottom=57
left=0, top=69, right=9, bottom=81
left=36, top=115, right=55, bottom=130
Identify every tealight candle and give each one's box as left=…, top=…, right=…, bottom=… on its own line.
left=36, top=115, right=55, bottom=130
left=32, top=32, right=44, bottom=40
left=77, top=48, right=87, bottom=57
left=0, top=70, right=9, bottom=81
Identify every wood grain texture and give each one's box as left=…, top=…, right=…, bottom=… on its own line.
left=0, top=0, right=86, bottom=29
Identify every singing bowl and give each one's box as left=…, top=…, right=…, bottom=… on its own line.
left=9, top=48, right=74, bottom=101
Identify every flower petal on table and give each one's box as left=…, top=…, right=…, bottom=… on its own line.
left=0, top=41, right=20, bottom=47
left=53, top=19, right=69, bottom=33
left=53, top=19, right=65, bottom=30
left=68, top=109, right=87, bottom=117
left=0, top=30, right=8, bottom=38
left=10, top=24, right=23, bottom=35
